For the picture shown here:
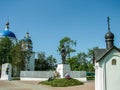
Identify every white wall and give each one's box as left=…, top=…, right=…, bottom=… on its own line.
left=28, top=53, right=35, bottom=71
left=97, top=49, right=120, bottom=90
left=20, top=70, right=87, bottom=82
left=20, top=71, right=54, bottom=81
left=25, top=53, right=35, bottom=71
left=70, top=71, right=87, bottom=82
left=105, top=50, right=120, bottom=90
left=95, top=63, right=103, bottom=90
left=1, top=63, right=12, bottom=80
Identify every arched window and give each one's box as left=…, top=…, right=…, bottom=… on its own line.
left=112, top=59, right=116, bottom=65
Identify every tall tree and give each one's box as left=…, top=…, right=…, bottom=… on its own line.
left=0, top=37, right=14, bottom=64
left=10, top=42, right=26, bottom=70
left=57, top=37, right=76, bottom=58
left=77, top=52, right=88, bottom=65
left=67, top=52, right=88, bottom=71
left=87, top=46, right=98, bottom=72
left=35, top=52, right=57, bottom=71
left=76, top=52, right=88, bottom=71
left=87, top=46, right=98, bottom=63
left=35, top=52, right=47, bottom=70
left=46, top=55, right=57, bottom=70
left=66, top=56, right=79, bottom=71
left=10, top=41, right=29, bottom=76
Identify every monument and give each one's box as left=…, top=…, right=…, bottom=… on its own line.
left=1, top=63, right=12, bottom=80
left=56, top=45, right=71, bottom=78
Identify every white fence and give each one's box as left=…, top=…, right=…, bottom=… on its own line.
left=20, top=71, right=87, bottom=81
left=20, top=71, right=54, bottom=81
left=70, top=71, right=86, bottom=81
left=70, top=71, right=86, bottom=78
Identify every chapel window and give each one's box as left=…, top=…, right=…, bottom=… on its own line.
left=112, top=59, right=116, bottom=65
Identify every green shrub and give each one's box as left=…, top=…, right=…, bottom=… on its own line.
left=39, top=78, right=84, bottom=87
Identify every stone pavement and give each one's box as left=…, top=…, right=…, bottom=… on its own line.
left=0, top=80, right=95, bottom=90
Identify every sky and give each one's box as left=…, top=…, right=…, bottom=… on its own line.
left=0, top=0, right=120, bottom=63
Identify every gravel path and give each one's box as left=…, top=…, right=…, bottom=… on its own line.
left=0, top=80, right=95, bottom=90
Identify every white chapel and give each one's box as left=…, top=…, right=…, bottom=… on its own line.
left=95, top=17, right=120, bottom=90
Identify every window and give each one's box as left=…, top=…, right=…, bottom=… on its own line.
left=112, top=59, right=116, bottom=65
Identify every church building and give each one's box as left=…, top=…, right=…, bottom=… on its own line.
left=0, top=22, right=35, bottom=71
left=95, top=17, right=120, bottom=90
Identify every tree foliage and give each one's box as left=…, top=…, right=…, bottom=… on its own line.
left=57, top=37, right=96, bottom=72
left=57, top=37, right=76, bottom=58
left=10, top=41, right=26, bottom=71
left=67, top=52, right=88, bottom=71
left=87, top=46, right=98, bottom=63
left=0, top=38, right=29, bottom=76
left=66, top=47, right=97, bottom=72
left=35, top=52, right=57, bottom=71
left=0, top=36, right=96, bottom=74
left=0, top=37, right=15, bottom=64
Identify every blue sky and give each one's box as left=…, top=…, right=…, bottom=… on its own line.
left=0, top=0, right=120, bottom=63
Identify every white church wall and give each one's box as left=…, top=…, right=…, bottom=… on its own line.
left=105, top=50, right=120, bottom=90
left=98, top=49, right=120, bottom=90
left=95, top=63, right=103, bottom=90
left=24, top=53, right=35, bottom=71
left=28, top=53, right=35, bottom=71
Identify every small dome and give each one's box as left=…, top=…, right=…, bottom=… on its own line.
left=23, top=32, right=32, bottom=43
left=105, top=31, right=114, bottom=39
left=0, top=30, right=16, bottom=38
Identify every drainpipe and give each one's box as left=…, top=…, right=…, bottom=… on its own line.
left=103, top=61, right=107, bottom=90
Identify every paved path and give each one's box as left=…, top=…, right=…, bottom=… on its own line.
left=0, top=80, right=50, bottom=90
left=0, top=80, right=95, bottom=90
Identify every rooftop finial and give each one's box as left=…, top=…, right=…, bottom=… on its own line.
left=5, top=21, right=9, bottom=30
left=26, top=32, right=30, bottom=38
left=107, top=16, right=110, bottom=32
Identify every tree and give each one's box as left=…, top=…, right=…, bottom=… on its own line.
left=87, top=46, right=98, bottom=72
left=46, top=55, right=57, bottom=70
left=77, top=52, right=88, bottom=65
left=66, top=52, right=89, bottom=71
left=57, top=37, right=76, bottom=58
left=0, top=37, right=30, bottom=76
left=10, top=42, right=26, bottom=69
left=77, top=52, right=89, bottom=71
left=10, top=41, right=28, bottom=76
left=35, top=52, right=57, bottom=71
left=87, top=46, right=98, bottom=63
left=66, top=56, right=79, bottom=71
left=0, top=37, right=14, bottom=64
left=35, top=52, right=46, bottom=70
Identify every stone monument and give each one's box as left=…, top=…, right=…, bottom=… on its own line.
left=56, top=45, right=71, bottom=78
left=1, top=63, right=12, bottom=80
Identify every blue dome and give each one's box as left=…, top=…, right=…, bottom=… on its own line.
left=0, top=30, right=16, bottom=38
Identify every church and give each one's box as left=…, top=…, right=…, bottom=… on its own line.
left=0, top=22, right=35, bottom=71
left=95, top=17, right=120, bottom=90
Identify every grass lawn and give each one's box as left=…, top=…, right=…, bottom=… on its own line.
left=39, top=78, right=84, bottom=87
